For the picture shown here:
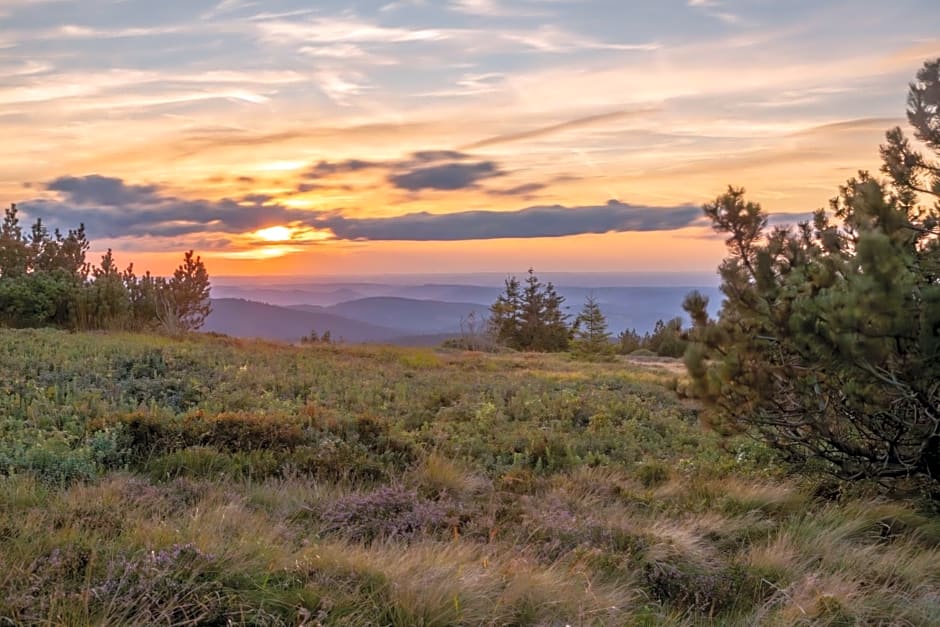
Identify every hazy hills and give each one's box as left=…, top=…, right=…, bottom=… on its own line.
left=291, top=297, right=490, bottom=335
left=204, top=299, right=405, bottom=344
left=205, top=279, right=723, bottom=345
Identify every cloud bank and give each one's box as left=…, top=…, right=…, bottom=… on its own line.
left=20, top=174, right=706, bottom=243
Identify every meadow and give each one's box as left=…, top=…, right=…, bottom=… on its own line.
left=1, top=328, right=938, bottom=626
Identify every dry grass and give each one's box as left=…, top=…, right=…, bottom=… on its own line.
left=1, top=330, right=938, bottom=626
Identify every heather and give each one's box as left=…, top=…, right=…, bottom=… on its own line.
left=1, top=329, right=938, bottom=625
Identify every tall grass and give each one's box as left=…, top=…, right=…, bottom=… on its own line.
left=0, top=328, right=937, bottom=625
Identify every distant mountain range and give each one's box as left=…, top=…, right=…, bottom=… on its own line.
left=290, top=297, right=490, bottom=335
left=204, top=299, right=405, bottom=344
left=205, top=282, right=723, bottom=345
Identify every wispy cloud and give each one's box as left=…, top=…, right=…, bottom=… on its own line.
left=687, top=0, right=742, bottom=25
left=254, top=16, right=448, bottom=45
left=463, top=108, right=658, bottom=149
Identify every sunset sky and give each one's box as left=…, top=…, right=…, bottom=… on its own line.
left=3, top=0, right=939, bottom=276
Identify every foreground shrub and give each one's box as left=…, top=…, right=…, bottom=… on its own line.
left=321, top=485, right=453, bottom=543
left=684, top=59, right=940, bottom=490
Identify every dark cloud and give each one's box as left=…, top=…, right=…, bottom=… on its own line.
left=389, top=161, right=503, bottom=191
left=304, top=151, right=502, bottom=192
left=488, top=182, right=547, bottom=197
left=766, top=212, right=819, bottom=227
left=410, top=150, right=470, bottom=162
left=22, top=174, right=703, bottom=244
left=47, top=175, right=161, bottom=206
left=24, top=176, right=307, bottom=239
left=315, top=200, right=701, bottom=241
left=304, top=159, right=379, bottom=178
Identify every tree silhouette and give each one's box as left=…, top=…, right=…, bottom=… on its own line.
left=165, top=251, right=212, bottom=332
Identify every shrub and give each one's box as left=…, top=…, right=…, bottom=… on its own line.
left=89, top=544, right=225, bottom=624
left=636, top=461, right=670, bottom=488
left=320, top=485, right=453, bottom=543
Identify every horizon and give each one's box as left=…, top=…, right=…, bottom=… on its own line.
left=210, top=270, right=722, bottom=287
left=3, top=0, right=939, bottom=276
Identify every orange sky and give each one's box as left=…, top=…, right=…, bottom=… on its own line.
left=2, top=0, right=937, bottom=276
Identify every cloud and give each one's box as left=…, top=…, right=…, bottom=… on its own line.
left=305, top=150, right=505, bottom=192
left=463, top=108, right=657, bottom=149
left=389, top=161, right=503, bottom=190
left=304, top=159, right=380, bottom=178
left=450, top=0, right=546, bottom=17
left=254, top=16, right=447, bottom=45
left=687, top=0, right=742, bottom=25
left=315, top=69, right=371, bottom=104
left=766, top=212, right=818, bottom=227
left=20, top=174, right=704, bottom=244
left=488, top=182, right=547, bottom=196
left=316, top=200, right=702, bottom=241
left=47, top=175, right=161, bottom=206
left=24, top=176, right=304, bottom=238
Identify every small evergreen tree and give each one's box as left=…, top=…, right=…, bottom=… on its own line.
left=573, top=296, right=613, bottom=358
left=0, top=204, right=28, bottom=279
left=489, top=269, right=570, bottom=351
left=647, top=317, right=687, bottom=357
left=617, top=328, right=644, bottom=354
left=302, top=329, right=320, bottom=344
left=489, top=276, right=522, bottom=346
left=540, top=280, right=571, bottom=351
left=89, top=249, right=129, bottom=329
left=164, top=250, right=212, bottom=332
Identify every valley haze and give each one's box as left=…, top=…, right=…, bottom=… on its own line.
left=207, top=272, right=722, bottom=344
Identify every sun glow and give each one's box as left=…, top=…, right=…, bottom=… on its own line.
left=221, top=245, right=303, bottom=260
left=254, top=225, right=293, bottom=242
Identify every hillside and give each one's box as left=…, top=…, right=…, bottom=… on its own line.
left=292, top=296, right=489, bottom=334
left=1, top=328, right=937, bottom=626
left=209, top=282, right=725, bottom=343
left=203, top=298, right=406, bottom=343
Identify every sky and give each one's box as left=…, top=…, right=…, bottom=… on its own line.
left=2, top=0, right=939, bottom=277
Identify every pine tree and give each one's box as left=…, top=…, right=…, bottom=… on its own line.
left=164, top=250, right=212, bottom=332
left=0, top=204, right=28, bottom=279
left=89, top=249, right=129, bottom=328
left=540, top=281, right=571, bottom=351
left=489, top=276, right=522, bottom=346
left=683, top=59, right=940, bottom=488
left=647, top=317, right=687, bottom=357
left=573, top=296, right=612, bottom=358
left=617, top=329, right=644, bottom=354
left=488, top=269, right=571, bottom=351
left=518, top=269, right=546, bottom=349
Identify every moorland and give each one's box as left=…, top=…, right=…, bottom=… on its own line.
left=1, top=329, right=938, bottom=626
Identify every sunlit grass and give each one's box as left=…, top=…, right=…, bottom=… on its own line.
left=0, top=328, right=937, bottom=625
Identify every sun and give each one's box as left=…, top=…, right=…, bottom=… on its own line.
left=254, top=225, right=293, bottom=242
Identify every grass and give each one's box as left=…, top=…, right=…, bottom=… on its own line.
left=0, top=328, right=938, bottom=625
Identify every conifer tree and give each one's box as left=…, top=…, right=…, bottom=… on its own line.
left=617, top=329, right=644, bottom=354
left=573, top=295, right=613, bottom=358
left=164, top=250, right=212, bottom=332
left=540, top=280, right=571, bottom=351
left=490, top=275, right=522, bottom=346
left=683, top=59, right=940, bottom=488
left=89, top=249, right=129, bottom=328
left=488, top=269, right=571, bottom=351
left=0, top=205, right=211, bottom=332
left=0, top=204, right=28, bottom=279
